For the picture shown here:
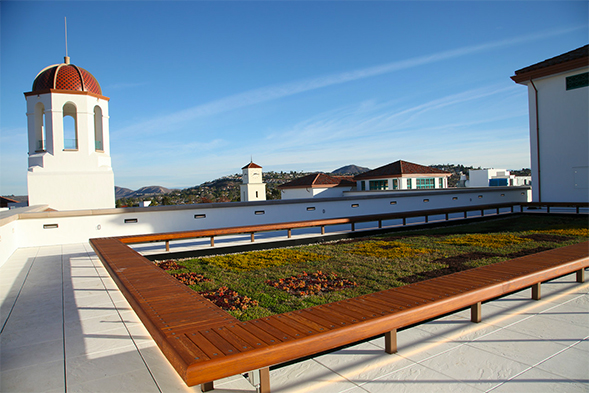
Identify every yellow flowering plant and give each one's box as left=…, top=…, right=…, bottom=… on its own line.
left=205, top=248, right=330, bottom=271
left=347, top=241, right=432, bottom=259
left=531, top=228, right=589, bottom=237
left=439, top=233, right=531, bottom=249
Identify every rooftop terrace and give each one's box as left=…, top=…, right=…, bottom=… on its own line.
left=1, top=238, right=587, bottom=392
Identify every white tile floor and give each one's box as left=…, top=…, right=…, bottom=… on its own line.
left=1, top=243, right=587, bottom=393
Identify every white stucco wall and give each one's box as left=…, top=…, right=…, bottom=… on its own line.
left=0, top=187, right=531, bottom=267
left=524, top=67, right=589, bottom=202
left=240, top=183, right=266, bottom=202
left=281, top=186, right=352, bottom=200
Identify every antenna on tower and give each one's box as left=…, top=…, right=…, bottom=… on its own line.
left=64, top=17, right=70, bottom=64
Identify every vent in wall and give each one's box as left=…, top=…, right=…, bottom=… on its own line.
left=43, top=224, right=58, bottom=229
left=194, top=214, right=206, bottom=219
left=124, top=218, right=138, bottom=224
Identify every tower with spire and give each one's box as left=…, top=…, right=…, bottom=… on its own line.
left=240, top=161, right=266, bottom=202
left=23, top=56, right=115, bottom=210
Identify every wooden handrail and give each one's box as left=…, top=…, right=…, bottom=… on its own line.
left=120, top=202, right=523, bottom=245
left=120, top=202, right=587, bottom=251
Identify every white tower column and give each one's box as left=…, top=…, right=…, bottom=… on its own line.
left=240, top=162, right=266, bottom=202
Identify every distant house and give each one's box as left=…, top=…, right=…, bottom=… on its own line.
left=0, top=196, right=20, bottom=208
left=466, top=169, right=531, bottom=187
left=353, top=160, right=451, bottom=191
left=279, top=173, right=356, bottom=199
left=511, top=45, right=588, bottom=203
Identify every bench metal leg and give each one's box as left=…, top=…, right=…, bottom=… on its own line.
left=260, top=367, right=270, bottom=393
left=471, top=302, right=481, bottom=323
left=201, top=381, right=213, bottom=392
left=532, top=283, right=541, bottom=300
left=385, top=329, right=397, bottom=354
left=577, top=269, right=585, bottom=283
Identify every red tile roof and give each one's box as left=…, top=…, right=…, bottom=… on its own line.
left=353, top=160, right=450, bottom=181
left=31, top=63, right=102, bottom=95
left=511, top=45, right=588, bottom=83
left=278, top=173, right=356, bottom=189
left=242, top=162, right=262, bottom=169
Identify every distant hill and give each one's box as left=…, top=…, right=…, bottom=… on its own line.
left=115, top=187, right=135, bottom=199
left=115, top=186, right=172, bottom=199
left=331, top=165, right=370, bottom=175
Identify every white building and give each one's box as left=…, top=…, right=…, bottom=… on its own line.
left=240, top=162, right=266, bottom=202
left=24, top=56, right=115, bottom=210
left=354, top=160, right=451, bottom=191
left=511, top=45, right=588, bottom=203
left=466, top=169, right=531, bottom=188
left=279, top=173, right=356, bottom=199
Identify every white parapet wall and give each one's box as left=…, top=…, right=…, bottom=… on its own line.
left=0, top=187, right=530, bottom=267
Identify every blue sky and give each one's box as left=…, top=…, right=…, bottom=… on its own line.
left=1, top=1, right=587, bottom=195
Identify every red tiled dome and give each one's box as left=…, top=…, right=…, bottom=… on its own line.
left=32, top=62, right=102, bottom=95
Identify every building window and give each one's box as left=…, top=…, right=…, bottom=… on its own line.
left=416, top=178, right=435, bottom=189
left=392, top=179, right=398, bottom=190
left=369, top=180, right=388, bottom=190
left=407, top=179, right=412, bottom=189
left=361, top=181, right=365, bottom=191
left=566, top=72, right=589, bottom=91
left=439, top=178, right=444, bottom=188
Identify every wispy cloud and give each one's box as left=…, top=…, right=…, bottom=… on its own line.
left=112, top=82, right=528, bottom=187
left=105, top=82, right=148, bottom=90
left=114, top=25, right=581, bottom=138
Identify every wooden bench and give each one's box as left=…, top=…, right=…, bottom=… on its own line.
left=90, top=236, right=588, bottom=392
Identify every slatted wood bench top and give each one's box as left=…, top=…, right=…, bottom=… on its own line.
left=90, top=236, right=589, bottom=391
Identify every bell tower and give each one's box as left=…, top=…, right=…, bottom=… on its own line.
left=240, top=162, right=266, bottom=202
left=24, top=57, right=115, bottom=210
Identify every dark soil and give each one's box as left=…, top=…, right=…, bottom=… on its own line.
left=399, top=247, right=554, bottom=283
left=521, top=234, right=572, bottom=243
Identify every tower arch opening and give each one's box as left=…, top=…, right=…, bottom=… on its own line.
left=63, top=102, right=77, bottom=150
left=34, top=102, right=46, bottom=152
left=94, top=105, right=103, bottom=151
